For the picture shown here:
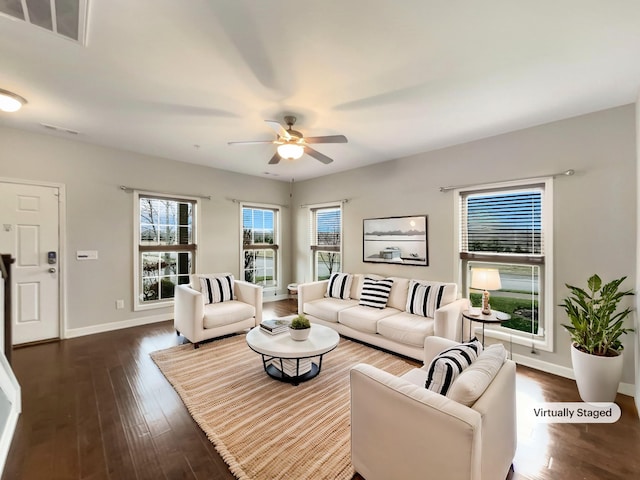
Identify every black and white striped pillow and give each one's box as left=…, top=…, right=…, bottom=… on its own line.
left=200, top=275, right=234, bottom=305
left=425, top=339, right=483, bottom=395
left=326, top=272, right=353, bottom=299
left=406, top=280, right=447, bottom=318
left=359, top=277, right=394, bottom=309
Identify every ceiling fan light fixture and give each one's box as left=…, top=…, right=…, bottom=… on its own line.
left=277, top=142, right=304, bottom=160
left=0, top=88, right=27, bottom=112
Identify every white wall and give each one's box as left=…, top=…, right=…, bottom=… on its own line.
left=636, top=94, right=640, bottom=411
left=0, top=126, right=291, bottom=334
left=293, top=105, right=637, bottom=386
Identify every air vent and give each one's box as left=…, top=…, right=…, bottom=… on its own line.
left=0, top=0, right=88, bottom=44
left=40, top=122, right=79, bottom=135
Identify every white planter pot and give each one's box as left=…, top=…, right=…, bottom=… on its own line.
left=570, top=343, right=623, bottom=403
left=289, top=327, right=310, bottom=341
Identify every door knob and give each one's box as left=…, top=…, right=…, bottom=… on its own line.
left=49, top=267, right=56, bottom=273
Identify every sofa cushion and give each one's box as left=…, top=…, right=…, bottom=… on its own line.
left=406, top=280, right=450, bottom=318
left=200, top=274, right=234, bottom=304
left=203, top=300, right=255, bottom=329
left=387, top=277, right=410, bottom=310
left=326, top=272, right=353, bottom=299
left=447, top=343, right=507, bottom=406
left=377, top=311, right=435, bottom=347
left=304, top=298, right=358, bottom=323
left=339, top=305, right=399, bottom=333
left=359, top=277, right=394, bottom=309
left=425, top=339, right=483, bottom=395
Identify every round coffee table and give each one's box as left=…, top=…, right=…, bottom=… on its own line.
left=246, top=323, right=340, bottom=385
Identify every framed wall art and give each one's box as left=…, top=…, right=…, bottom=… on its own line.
left=363, top=215, right=428, bottom=266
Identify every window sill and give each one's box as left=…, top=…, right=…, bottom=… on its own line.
left=475, top=326, right=553, bottom=352
left=134, top=300, right=174, bottom=312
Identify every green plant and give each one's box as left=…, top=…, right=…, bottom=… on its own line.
left=290, top=314, right=311, bottom=330
left=560, top=274, right=634, bottom=356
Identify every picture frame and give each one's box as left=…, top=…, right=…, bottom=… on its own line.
left=363, top=215, right=428, bottom=266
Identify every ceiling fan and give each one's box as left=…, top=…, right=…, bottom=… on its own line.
left=228, top=115, right=348, bottom=165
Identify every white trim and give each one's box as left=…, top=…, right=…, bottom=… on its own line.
left=0, top=352, right=20, bottom=476
left=454, top=176, right=554, bottom=352
left=132, top=190, right=200, bottom=311
left=0, top=177, right=67, bottom=341
left=64, top=312, right=172, bottom=338
left=512, top=353, right=636, bottom=397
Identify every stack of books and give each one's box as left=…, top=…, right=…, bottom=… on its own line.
left=259, top=318, right=292, bottom=335
left=269, top=358, right=313, bottom=376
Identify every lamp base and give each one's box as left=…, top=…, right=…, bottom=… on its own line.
left=481, top=290, right=491, bottom=315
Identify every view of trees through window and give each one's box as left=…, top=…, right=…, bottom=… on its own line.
left=461, top=187, right=545, bottom=337
left=312, top=206, right=341, bottom=280
left=139, top=197, right=194, bottom=303
left=242, top=206, right=277, bottom=287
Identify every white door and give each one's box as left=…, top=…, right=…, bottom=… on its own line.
left=0, top=182, right=60, bottom=344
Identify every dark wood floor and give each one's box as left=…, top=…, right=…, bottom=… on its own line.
left=3, top=299, right=639, bottom=480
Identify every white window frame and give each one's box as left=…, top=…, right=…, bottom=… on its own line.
left=454, top=178, right=554, bottom=352
left=133, top=191, right=200, bottom=311
left=308, top=203, right=343, bottom=281
left=240, top=203, right=280, bottom=291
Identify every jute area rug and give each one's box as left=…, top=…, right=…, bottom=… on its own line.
left=150, top=334, right=413, bottom=480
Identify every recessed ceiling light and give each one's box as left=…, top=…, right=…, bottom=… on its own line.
left=0, top=88, right=27, bottom=112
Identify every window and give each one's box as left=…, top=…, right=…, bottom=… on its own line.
left=242, top=205, right=279, bottom=288
left=457, top=179, right=553, bottom=351
left=310, top=205, right=342, bottom=280
left=134, top=193, right=197, bottom=310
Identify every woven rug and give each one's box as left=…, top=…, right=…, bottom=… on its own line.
left=150, top=334, right=413, bottom=480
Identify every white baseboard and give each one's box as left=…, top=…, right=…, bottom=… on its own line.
left=263, top=294, right=291, bottom=303
left=64, top=313, right=173, bottom=339
left=512, top=353, right=635, bottom=397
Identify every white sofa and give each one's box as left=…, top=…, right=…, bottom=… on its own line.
left=350, top=336, right=517, bottom=480
left=298, top=274, right=468, bottom=360
left=174, top=273, right=262, bottom=348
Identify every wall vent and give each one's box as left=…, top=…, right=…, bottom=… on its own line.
left=0, top=0, right=89, bottom=44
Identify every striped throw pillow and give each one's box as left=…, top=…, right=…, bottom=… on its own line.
left=359, top=277, right=394, bottom=309
left=425, top=339, right=483, bottom=395
left=406, top=280, right=447, bottom=318
left=326, top=272, right=353, bottom=299
left=200, top=274, right=234, bottom=305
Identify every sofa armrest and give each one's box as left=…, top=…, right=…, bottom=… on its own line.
left=174, top=285, right=204, bottom=340
left=423, top=336, right=460, bottom=365
left=350, top=363, right=482, bottom=480
left=434, top=297, right=469, bottom=341
left=297, top=280, right=329, bottom=314
left=234, top=280, right=263, bottom=325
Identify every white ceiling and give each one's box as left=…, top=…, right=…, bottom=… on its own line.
left=1, top=0, right=640, bottom=182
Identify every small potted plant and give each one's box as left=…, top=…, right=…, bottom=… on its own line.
left=289, top=314, right=311, bottom=341
left=560, top=274, right=634, bottom=402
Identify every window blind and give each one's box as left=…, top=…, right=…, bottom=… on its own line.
left=460, top=186, right=544, bottom=263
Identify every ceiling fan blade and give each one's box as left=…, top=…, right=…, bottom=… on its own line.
left=305, top=146, right=333, bottom=164
left=304, top=135, right=348, bottom=144
left=268, top=152, right=281, bottom=164
left=228, top=140, right=275, bottom=145
left=264, top=120, right=291, bottom=140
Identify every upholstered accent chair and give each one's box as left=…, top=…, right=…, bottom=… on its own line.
left=174, top=273, right=262, bottom=348
left=350, top=336, right=517, bottom=480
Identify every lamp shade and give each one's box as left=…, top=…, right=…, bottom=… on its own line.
left=277, top=142, right=304, bottom=160
left=470, top=268, right=502, bottom=291
left=0, top=88, right=27, bottom=112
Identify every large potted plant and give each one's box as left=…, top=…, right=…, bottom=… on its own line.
left=560, top=274, right=634, bottom=402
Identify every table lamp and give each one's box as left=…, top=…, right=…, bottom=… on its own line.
left=470, top=268, right=502, bottom=315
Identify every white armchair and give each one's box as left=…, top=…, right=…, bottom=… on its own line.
left=350, top=336, right=516, bottom=480
left=174, top=274, right=262, bottom=348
